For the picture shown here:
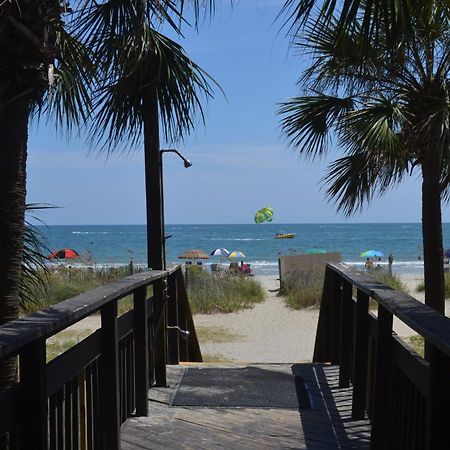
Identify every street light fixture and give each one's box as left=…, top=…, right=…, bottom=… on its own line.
left=160, top=149, right=192, bottom=269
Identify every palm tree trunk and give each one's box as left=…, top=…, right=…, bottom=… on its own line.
left=421, top=158, right=445, bottom=314
left=0, top=95, right=30, bottom=392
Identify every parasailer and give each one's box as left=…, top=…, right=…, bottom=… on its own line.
left=254, top=206, right=274, bottom=223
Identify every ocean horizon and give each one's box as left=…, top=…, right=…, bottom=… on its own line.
left=36, top=223, right=450, bottom=276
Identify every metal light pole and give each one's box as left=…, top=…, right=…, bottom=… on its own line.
left=160, top=149, right=192, bottom=269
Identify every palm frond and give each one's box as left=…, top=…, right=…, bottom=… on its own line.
left=339, top=96, right=408, bottom=164
left=41, top=27, right=95, bottom=132
left=279, top=94, right=354, bottom=159
left=90, top=27, right=217, bottom=151
left=20, top=205, right=53, bottom=311
left=279, top=0, right=428, bottom=50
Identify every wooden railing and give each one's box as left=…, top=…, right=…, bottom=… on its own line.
left=315, top=263, right=450, bottom=450
left=0, top=265, right=200, bottom=450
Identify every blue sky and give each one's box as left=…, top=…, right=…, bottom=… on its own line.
left=27, top=0, right=445, bottom=225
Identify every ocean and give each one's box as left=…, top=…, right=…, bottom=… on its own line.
left=37, top=223, right=450, bottom=276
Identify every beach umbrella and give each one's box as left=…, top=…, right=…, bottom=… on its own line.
left=210, top=248, right=230, bottom=257
left=229, top=250, right=246, bottom=260
left=360, top=250, right=384, bottom=258
left=304, top=248, right=327, bottom=254
left=49, top=248, right=80, bottom=259
left=178, top=249, right=209, bottom=260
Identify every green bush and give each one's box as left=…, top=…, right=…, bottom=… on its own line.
left=185, top=267, right=265, bottom=314
left=281, top=268, right=325, bottom=310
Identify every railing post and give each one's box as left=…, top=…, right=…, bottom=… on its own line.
left=176, top=270, right=189, bottom=362
left=339, top=279, right=353, bottom=388
left=134, top=286, right=149, bottom=416
left=19, top=339, right=47, bottom=450
left=426, top=344, right=450, bottom=450
left=330, top=271, right=342, bottom=364
left=352, top=289, right=369, bottom=419
left=166, top=273, right=180, bottom=365
left=370, top=304, right=393, bottom=450
left=153, top=279, right=167, bottom=387
left=99, top=300, right=120, bottom=450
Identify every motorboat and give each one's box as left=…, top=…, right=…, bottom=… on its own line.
left=275, top=232, right=296, bottom=239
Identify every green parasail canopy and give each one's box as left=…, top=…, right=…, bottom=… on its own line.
left=254, top=206, right=274, bottom=223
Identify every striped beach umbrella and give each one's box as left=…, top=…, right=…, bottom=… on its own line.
left=210, top=248, right=230, bottom=256
left=229, top=250, right=246, bottom=260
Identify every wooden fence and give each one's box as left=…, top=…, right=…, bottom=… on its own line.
left=0, top=266, right=200, bottom=450
left=314, top=263, right=450, bottom=450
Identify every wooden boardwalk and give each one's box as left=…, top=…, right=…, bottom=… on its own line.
left=121, top=364, right=371, bottom=449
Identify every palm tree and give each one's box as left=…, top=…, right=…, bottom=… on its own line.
left=0, top=0, right=216, bottom=394
left=278, top=6, right=450, bottom=315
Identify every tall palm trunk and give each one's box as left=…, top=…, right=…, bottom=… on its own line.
left=0, top=94, right=30, bottom=391
left=421, top=157, right=445, bottom=314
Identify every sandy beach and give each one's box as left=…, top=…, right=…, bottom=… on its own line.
left=195, top=271, right=438, bottom=363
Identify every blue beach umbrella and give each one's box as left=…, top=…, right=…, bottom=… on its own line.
left=360, top=250, right=384, bottom=258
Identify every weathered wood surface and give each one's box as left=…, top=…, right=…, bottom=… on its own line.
left=121, top=364, right=371, bottom=449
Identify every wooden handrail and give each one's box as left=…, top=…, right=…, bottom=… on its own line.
left=0, top=265, right=202, bottom=450
left=0, top=270, right=167, bottom=359
left=316, top=263, right=450, bottom=450
left=327, top=263, right=450, bottom=357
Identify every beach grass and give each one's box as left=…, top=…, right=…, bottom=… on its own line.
left=416, top=272, right=450, bottom=297
left=282, top=268, right=408, bottom=310
left=370, top=270, right=408, bottom=292
left=21, top=265, right=138, bottom=315
left=408, top=335, right=425, bottom=358
left=46, top=329, right=93, bottom=362
left=281, top=268, right=325, bottom=309
left=196, top=325, right=243, bottom=343
left=186, top=267, right=265, bottom=314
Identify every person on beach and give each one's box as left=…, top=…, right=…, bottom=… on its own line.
left=388, top=253, right=393, bottom=276
left=365, top=258, right=374, bottom=272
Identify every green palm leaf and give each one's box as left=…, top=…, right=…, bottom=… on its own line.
left=279, top=94, right=354, bottom=159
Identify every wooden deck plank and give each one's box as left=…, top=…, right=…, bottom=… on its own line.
left=121, top=364, right=371, bottom=449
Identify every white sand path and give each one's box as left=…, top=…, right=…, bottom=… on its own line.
left=194, top=275, right=319, bottom=363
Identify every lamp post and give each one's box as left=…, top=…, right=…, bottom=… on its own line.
left=160, top=149, right=192, bottom=269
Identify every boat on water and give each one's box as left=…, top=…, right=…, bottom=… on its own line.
left=275, top=232, right=296, bottom=239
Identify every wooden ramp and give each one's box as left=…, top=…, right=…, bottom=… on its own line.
left=121, top=364, right=371, bottom=449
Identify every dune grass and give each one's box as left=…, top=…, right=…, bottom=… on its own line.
left=281, top=267, right=408, bottom=310
left=370, top=270, right=408, bottom=292
left=281, top=268, right=325, bottom=310
left=416, top=272, right=450, bottom=297
left=196, top=325, right=243, bottom=343
left=185, top=267, right=265, bottom=314
left=21, top=265, right=138, bottom=315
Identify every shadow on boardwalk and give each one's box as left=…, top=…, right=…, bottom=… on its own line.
left=121, top=364, right=370, bottom=449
